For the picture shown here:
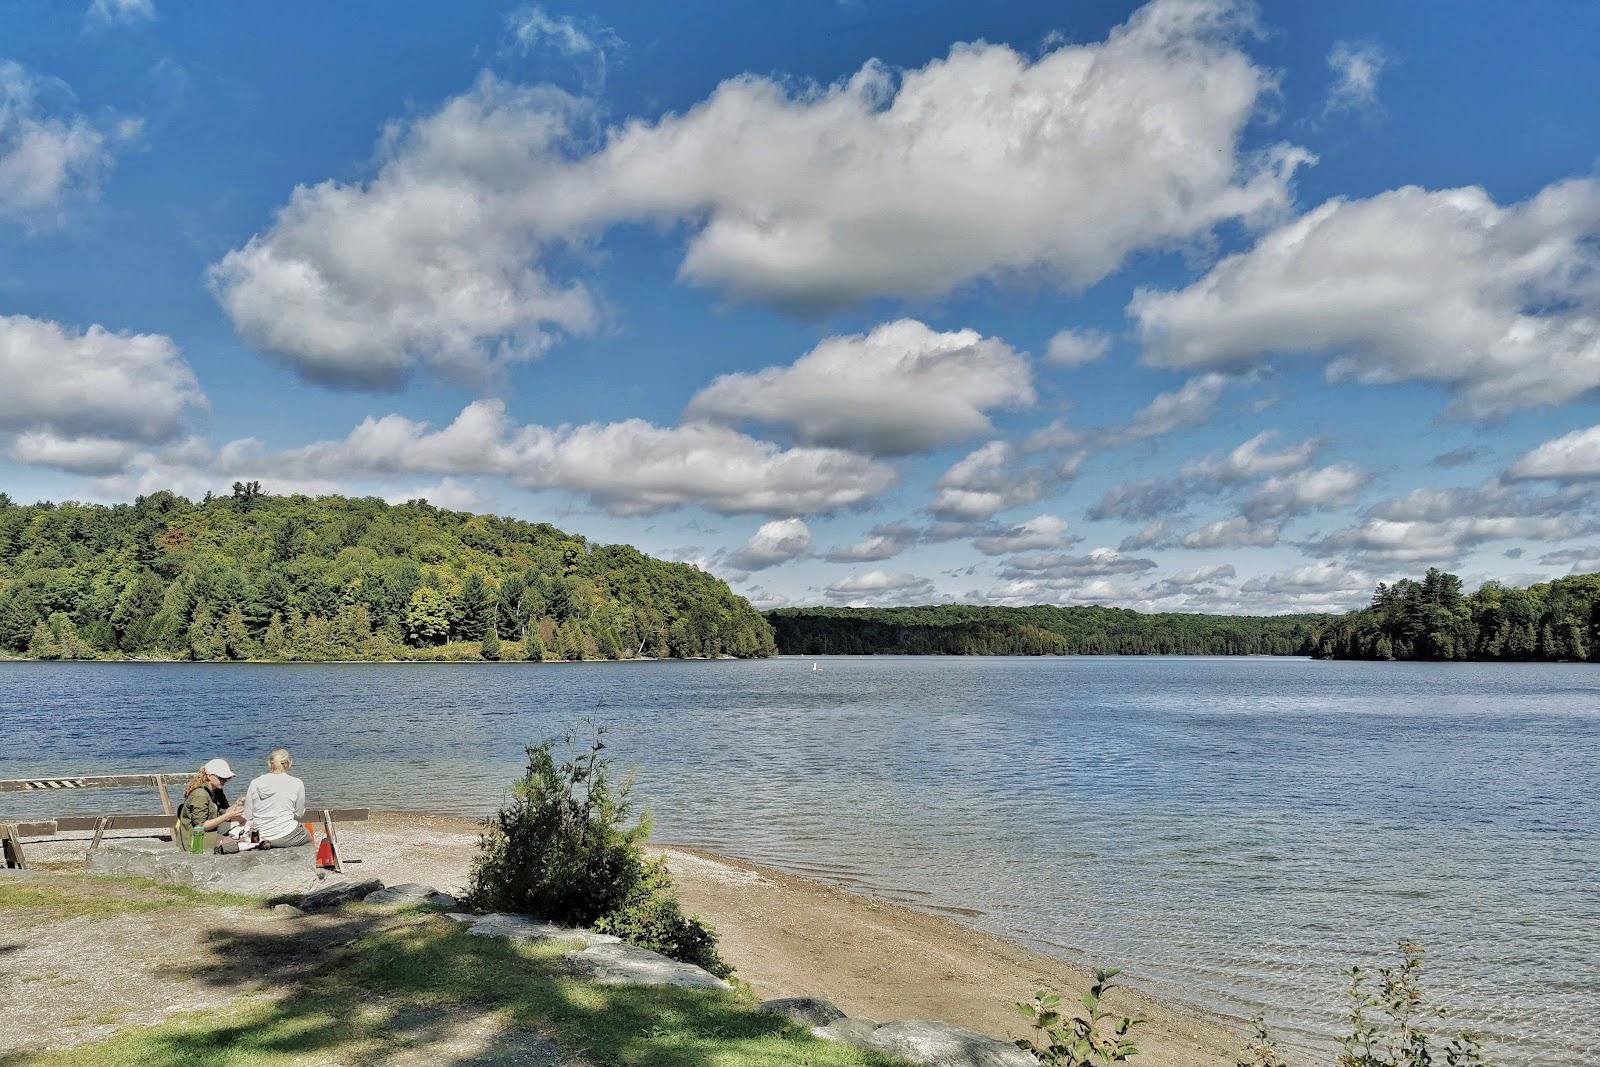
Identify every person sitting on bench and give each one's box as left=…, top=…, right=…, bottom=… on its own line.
left=242, top=748, right=309, bottom=849
left=178, top=759, right=245, bottom=847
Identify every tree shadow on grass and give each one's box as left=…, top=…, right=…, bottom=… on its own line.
left=4, top=908, right=902, bottom=1067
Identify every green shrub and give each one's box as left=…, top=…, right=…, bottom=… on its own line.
left=465, top=731, right=731, bottom=978
left=1015, top=968, right=1142, bottom=1066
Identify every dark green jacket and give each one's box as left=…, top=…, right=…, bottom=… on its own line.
left=179, top=786, right=227, bottom=829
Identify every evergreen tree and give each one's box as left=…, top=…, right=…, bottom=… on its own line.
left=222, top=605, right=254, bottom=660
left=482, top=625, right=502, bottom=661
left=262, top=612, right=288, bottom=657
left=457, top=572, right=496, bottom=641
left=522, top=625, right=546, bottom=662
left=188, top=602, right=219, bottom=661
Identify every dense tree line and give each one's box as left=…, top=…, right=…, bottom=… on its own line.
left=0, top=487, right=775, bottom=663
left=766, top=604, right=1326, bottom=656
left=1307, top=567, right=1600, bottom=662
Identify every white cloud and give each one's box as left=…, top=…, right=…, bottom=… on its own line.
left=1241, top=462, right=1369, bottom=519
left=1099, top=373, right=1229, bottom=447
left=1507, top=425, right=1600, bottom=482
left=0, top=62, right=129, bottom=229
left=997, top=547, right=1157, bottom=581
left=0, top=314, right=204, bottom=473
left=214, top=0, right=1308, bottom=384
left=687, top=319, right=1032, bottom=455
left=1132, top=179, right=1600, bottom=415
left=86, top=0, right=154, bottom=26
left=209, top=75, right=602, bottom=390
left=1307, top=516, right=1576, bottom=565
left=1180, top=516, right=1281, bottom=548
left=1120, top=519, right=1179, bottom=551
left=824, top=533, right=907, bottom=563
left=250, top=400, right=897, bottom=517
left=1045, top=329, right=1111, bottom=367
left=1324, top=42, right=1386, bottom=114
left=972, top=514, right=1074, bottom=555
left=387, top=477, right=492, bottom=513
left=1181, top=430, right=1322, bottom=483
left=930, top=441, right=1049, bottom=520
left=728, top=518, right=813, bottom=570
left=824, top=569, right=938, bottom=605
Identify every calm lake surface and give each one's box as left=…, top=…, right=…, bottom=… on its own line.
left=2, top=656, right=1596, bottom=1064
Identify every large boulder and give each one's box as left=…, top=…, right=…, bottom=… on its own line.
left=758, top=996, right=848, bottom=1027
left=816, top=1018, right=1035, bottom=1067
left=460, top=913, right=620, bottom=949
left=562, top=942, right=730, bottom=991
left=85, top=839, right=330, bottom=898
left=364, top=883, right=458, bottom=909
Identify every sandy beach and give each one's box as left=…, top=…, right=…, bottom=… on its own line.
left=335, top=812, right=1253, bottom=1066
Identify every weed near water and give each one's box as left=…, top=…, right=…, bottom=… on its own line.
left=0, top=875, right=260, bottom=920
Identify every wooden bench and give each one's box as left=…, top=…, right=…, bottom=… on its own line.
left=2, top=773, right=368, bottom=873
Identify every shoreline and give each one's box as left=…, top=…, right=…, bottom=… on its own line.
left=359, top=812, right=1256, bottom=1067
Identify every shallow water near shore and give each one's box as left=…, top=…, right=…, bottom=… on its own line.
left=3, top=655, right=1597, bottom=1064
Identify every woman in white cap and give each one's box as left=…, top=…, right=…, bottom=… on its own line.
left=178, top=758, right=244, bottom=841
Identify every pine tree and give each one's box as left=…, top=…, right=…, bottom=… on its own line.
left=188, top=602, right=219, bottom=661
left=28, top=619, right=60, bottom=659
left=481, top=625, right=502, bottom=661
left=522, top=625, right=546, bottom=662
left=222, top=606, right=254, bottom=660
left=456, top=572, right=496, bottom=641
left=262, top=612, right=288, bottom=657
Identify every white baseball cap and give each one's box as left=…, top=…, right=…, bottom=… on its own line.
left=203, top=758, right=235, bottom=780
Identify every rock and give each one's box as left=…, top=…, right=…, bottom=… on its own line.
left=814, top=1017, right=884, bottom=1046
left=444, top=912, right=476, bottom=925
left=298, top=878, right=384, bottom=910
left=86, top=839, right=326, bottom=897
left=758, top=996, right=847, bottom=1027
left=818, top=1019, right=1035, bottom=1067
left=462, top=913, right=620, bottom=949
left=270, top=903, right=305, bottom=917
left=562, top=942, right=729, bottom=990
left=364, top=883, right=458, bottom=909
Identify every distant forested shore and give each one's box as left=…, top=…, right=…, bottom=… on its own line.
left=765, top=604, right=1326, bottom=656
left=0, top=486, right=774, bottom=663
left=767, top=568, right=1600, bottom=662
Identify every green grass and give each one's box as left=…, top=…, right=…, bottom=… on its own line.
left=0, top=876, right=262, bottom=920
left=10, top=910, right=907, bottom=1067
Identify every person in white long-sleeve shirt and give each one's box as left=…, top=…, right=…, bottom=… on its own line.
left=243, top=748, right=309, bottom=848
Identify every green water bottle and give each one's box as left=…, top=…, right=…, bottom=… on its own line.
left=188, top=823, right=205, bottom=853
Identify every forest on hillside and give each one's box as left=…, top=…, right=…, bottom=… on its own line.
left=0, top=485, right=775, bottom=662
left=1306, top=567, right=1600, bottom=662
left=765, top=604, right=1327, bottom=656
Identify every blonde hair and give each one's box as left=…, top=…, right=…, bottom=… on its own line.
left=268, top=748, right=293, bottom=772
left=185, top=764, right=211, bottom=796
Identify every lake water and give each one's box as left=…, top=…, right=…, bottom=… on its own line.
left=2, top=656, right=1596, bottom=1065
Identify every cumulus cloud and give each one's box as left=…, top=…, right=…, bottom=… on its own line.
left=1241, top=463, right=1369, bottom=519
left=824, top=569, right=938, bottom=605
left=1537, top=546, right=1600, bottom=572
left=0, top=313, right=205, bottom=473
left=1099, top=373, right=1229, bottom=447
left=687, top=320, right=1032, bottom=455
left=997, top=547, right=1156, bottom=581
left=1045, top=329, right=1111, bottom=367
left=209, top=76, right=603, bottom=390
left=972, top=514, right=1074, bottom=555
left=1088, top=431, right=1327, bottom=522
left=1119, top=519, right=1179, bottom=552
left=169, top=400, right=895, bottom=518
left=1132, top=179, right=1600, bottom=415
left=1182, top=430, right=1323, bottom=483
left=929, top=441, right=1061, bottom=520
left=214, top=0, right=1308, bottom=385
left=1180, top=516, right=1281, bottom=549
left=1324, top=42, right=1386, bottom=114
left=824, top=532, right=908, bottom=563
left=728, top=518, right=812, bottom=570
left=1507, top=425, right=1600, bottom=482
left=1307, top=516, right=1576, bottom=565
left=0, top=62, right=132, bottom=229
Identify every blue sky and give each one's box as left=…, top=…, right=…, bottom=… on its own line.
left=4, top=0, right=1600, bottom=613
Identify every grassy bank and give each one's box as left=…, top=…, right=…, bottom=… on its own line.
left=2, top=875, right=903, bottom=1067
